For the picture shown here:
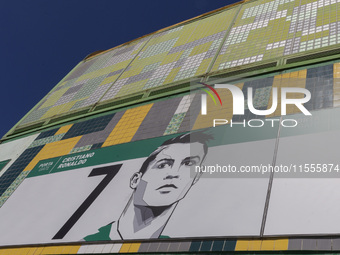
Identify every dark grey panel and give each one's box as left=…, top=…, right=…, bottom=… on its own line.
left=302, top=239, right=317, bottom=250
left=317, top=238, right=332, bottom=250
left=138, top=242, right=150, bottom=252
left=147, top=242, right=160, bottom=252
left=288, top=239, right=302, bottom=250
left=157, top=242, right=170, bottom=252
left=332, top=238, right=340, bottom=250
left=131, top=97, right=182, bottom=141
left=178, top=241, right=191, bottom=251
left=168, top=242, right=180, bottom=252
left=74, top=111, right=125, bottom=147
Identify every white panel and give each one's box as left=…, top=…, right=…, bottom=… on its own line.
left=0, top=134, right=39, bottom=177
left=265, top=130, right=340, bottom=235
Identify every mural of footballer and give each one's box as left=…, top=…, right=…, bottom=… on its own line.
left=84, top=131, right=211, bottom=241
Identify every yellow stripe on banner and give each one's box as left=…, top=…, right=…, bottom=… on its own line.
left=24, top=137, right=82, bottom=171
left=128, top=243, right=141, bottom=253
left=234, top=240, right=248, bottom=251
left=119, top=243, right=131, bottom=253
left=54, top=124, right=73, bottom=135
left=274, top=239, right=289, bottom=250
left=103, top=104, right=153, bottom=147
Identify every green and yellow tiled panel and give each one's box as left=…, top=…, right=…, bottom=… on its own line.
left=18, top=37, right=149, bottom=127
left=101, top=6, right=238, bottom=101
left=3, top=237, right=340, bottom=254
left=17, top=0, right=340, bottom=128
left=212, top=0, right=340, bottom=71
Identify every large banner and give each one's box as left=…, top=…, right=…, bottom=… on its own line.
left=0, top=125, right=275, bottom=245
left=2, top=107, right=340, bottom=245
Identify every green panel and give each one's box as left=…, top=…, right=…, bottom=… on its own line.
left=0, top=160, right=10, bottom=172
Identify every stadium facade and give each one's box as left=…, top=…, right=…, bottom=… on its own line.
left=1, top=0, right=340, bottom=253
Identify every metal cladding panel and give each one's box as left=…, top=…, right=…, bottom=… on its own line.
left=16, top=0, right=340, bottom=130
left=212, top=0, right=340, bottom=71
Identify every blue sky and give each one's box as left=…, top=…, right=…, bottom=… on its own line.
left=0, top=0, right=236, bottom=139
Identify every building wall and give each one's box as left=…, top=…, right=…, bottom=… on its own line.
left=2, top=0, right=340, bottom=253
left=0, top=61, right=339, bottom=253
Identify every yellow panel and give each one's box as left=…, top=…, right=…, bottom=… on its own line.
left=41, top=246, right=58, bottom=254
left=102, top=75, right=118, bottom=86
left=58, top=246, right=70, bottom=255
left=196, top=58, right=212, bottom=75
left=163, top=67, right=181, bottom=84
left=24, top=137, right=82, bottom=171
left=9, top=248, right=22, bottom=255
left=40, top=101, right=79, bottom=120
left=18, top=248, right=31, bottom=255
left=119, top=243, right=131, bottom=253
left=103, top=104, right=153, bottom=147
left=0, top=249, right=10, bottom=255
left=54, top=124, right=73, bottom=135
left=65, top=246, right=80, bottom=254
left=274, top=239, right=289, bottom=250
left=33, top=247, right=44, bottom=255
left=1, top=249, right=11, bottom=255
left=261, top=240, right=275, bottom=250
left=161, top=52, right=181, bottom=65
left=235, top=240, right=249, bottom=251
left=52, top=247, right=64, bottom=254
left=26, top=248, right=37, bottom=255
left=334, top=63, right=340, bottom=107
left=190, top=42, right=211, bottom=56
left=40, top=88, right=69, bottom=109
left=114, top=80, right=148, bottom=98
left=78, top=65, right=120, bottom=81
left=266, top=71, right=306, bottom=118
left=193, top=83, right=244, bottom=130
left=6, top=249, right=16, bottom=255
left=59, top=101, right=81, bottom=113
left=128, top=243, right=141, bottom=253
left=248, top=240, right=262, bottom=251
left=334, top=63, right=340, bottom=78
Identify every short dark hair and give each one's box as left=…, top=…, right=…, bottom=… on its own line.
left=138, top=131, right=212, bottom=175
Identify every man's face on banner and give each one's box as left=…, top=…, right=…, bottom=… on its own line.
left=133, top=142, right=205, bottom=207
